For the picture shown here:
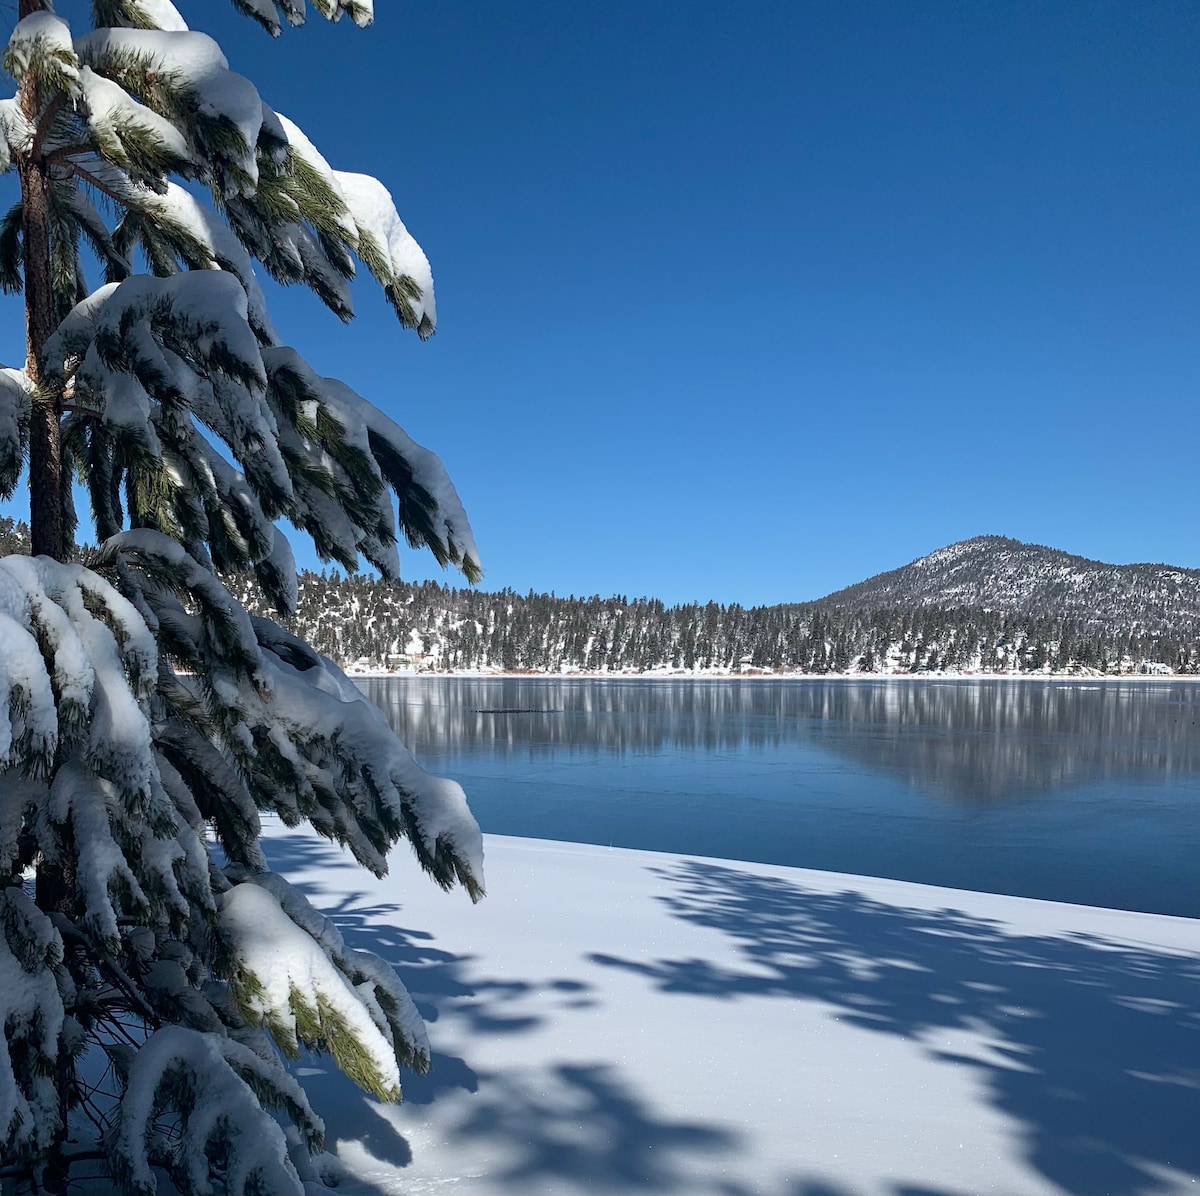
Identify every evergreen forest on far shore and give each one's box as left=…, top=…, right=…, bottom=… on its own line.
left=6, top=518, right=1193, bottom=675
left=258, top=563, right=1200, bottom=677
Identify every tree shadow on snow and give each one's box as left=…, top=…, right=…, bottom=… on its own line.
left=787, top=1180, right=984, bottom=1190
left=446, top=1060, right=745, bottom=1193
left=590, top=861, right=1200, bottom=1196
left=263, top=833, right=765, bottom=1194
left=260, top=832, right=505, bottom=1187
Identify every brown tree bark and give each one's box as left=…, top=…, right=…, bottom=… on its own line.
left=17, top=0, right=66, bottom=563
left=16, top=11, right=73, bottom=1184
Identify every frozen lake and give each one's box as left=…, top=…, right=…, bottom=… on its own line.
left=355, top=677, right=1200, bottom=918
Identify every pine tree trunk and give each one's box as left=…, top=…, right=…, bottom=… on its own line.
left=18, top=1, right=69, bottom=904
left=18, top=12, right=73, bottom=1185
left=18, top=0, right=70, bottom=904
left=18, top=0, right=66, bottom=563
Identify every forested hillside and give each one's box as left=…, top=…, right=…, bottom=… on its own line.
left=6, top=518, right=1194, bottom=673
left=235, top=569, right=1200, bottom=676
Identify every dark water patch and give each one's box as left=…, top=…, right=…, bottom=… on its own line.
left=471, top=708, right=561, bottom=714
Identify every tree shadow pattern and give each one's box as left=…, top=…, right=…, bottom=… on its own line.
left=589, top=861, right=1200, bottom=1196
left=261, top=833, right=745, bottom=1194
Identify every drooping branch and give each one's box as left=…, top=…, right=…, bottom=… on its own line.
left=29, top=90, right=68, bottom=160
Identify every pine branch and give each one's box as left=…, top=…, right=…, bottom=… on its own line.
left=29, top=90, right=68, bottom=160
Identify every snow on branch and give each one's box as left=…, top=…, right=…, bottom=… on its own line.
left=220, top=879, right=405, bottom=1098
left=76, top=27, right=269, bottom=197
left=251, top=617, right=485, bottom=892
left=114, top=182, right=279, bottom=343
left=0, top=536, right=476, bottom=1177
left=0, top=369, right=32, bottom=499
left=318, top=370, right=480, bottom=581
left=263, top=346, right=480, bottom=580
left=0, top=554, right=212, bottom=951
left=0, top=99, right=30, bottom=172
left=5, top=14, right=82, bottom=103
left=0, top=889, right=68, bottom=1166
left=44, top=275, right=478, bottom=590
left=92, top=1, right=374, bottom=39
left=273, top=113, right=359, bottom=246
left=2, top=0, right=479, bottom=1188
left=78, top=64, right=193, bottom=190
left=7, top=9, right=434, bottom=340
left=92, top=2, right=191, bottom=33
left=110, top=1024, right=310, bottom=1196
left=231, top=0, right=374, bottom=35
left=0, top=554, right=150, bottom=782
left=336, top=171, right=437, bottom=338
left=91, top=529, right=484, bottom=896
left=232, top=869, right=431, bottom=1072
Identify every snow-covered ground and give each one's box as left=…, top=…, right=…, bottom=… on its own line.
left=267, top=828, right=1200, bottom=1196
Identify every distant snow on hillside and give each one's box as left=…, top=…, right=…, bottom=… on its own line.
left=220, top=532, right=1200, bottom=676
left=816, top=535, right=1200, bottom=634
left=3, top=517, right=1194, bottom=675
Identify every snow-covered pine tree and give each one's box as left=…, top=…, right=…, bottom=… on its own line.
left=0, top=2, right=484, bottom=1192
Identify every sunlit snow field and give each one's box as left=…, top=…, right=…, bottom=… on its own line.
left=257, top=678, right=1200, bottom=1194
left=268, top=828, right=1200, bottom=1196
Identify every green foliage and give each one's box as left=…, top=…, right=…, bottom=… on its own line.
left=0, top=1, right=484, bottom=1192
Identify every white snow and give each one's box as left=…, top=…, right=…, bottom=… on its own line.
left=126, top=0, right=190, bottom=31
left=334, top=171, right=437, bottom=333
left=259, top=345, right=480, bottom=581
left=5, top=14, right=80, bottom=94
left=0, top=890, right=66, bottom=1161
left=48, top=761, right=148, bottom=944
left=265, top=524, right=300, bottom=615
left=236, top=0, right=291, bottom=35
left=275, top=113, right=360, bottom=244
left=319, top=369, right=479, bottom=576
left=256, top=635, right=484, bottom=883
left=309, top=1, right=375, bottom=29
left=113, top=1024, right=304, bottom=1196
left=220, top=882, right=404, bottom=1099
left=133, top=183, right=279, bottom=341
left=75, top=28, right=266, bottom=194
left=221, top=0, right=374, bottom=34
left=0, top=369, right=30, bottom=494
left=78, top=65, right=192, bottom=163
left=0, top=562, right=69, bottom=767
left=265, top=826, right=1200, bottom=1196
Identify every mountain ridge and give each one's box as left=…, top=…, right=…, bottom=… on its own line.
left=3, top=517, right=1197, bottom=673
left=809, top=535, right=1200, bottom=635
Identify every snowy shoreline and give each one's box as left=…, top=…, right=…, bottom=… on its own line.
left=270, top=828, right=1200, bottom=1196
left=344, top=666, right=1192, bottom=682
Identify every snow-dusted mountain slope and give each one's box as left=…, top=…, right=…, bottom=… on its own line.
left=814, top=535, right=1200, bottom=633
left=4, top=518, right=1195, bottom=672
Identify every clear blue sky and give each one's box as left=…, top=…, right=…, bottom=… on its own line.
left=2, top=1, right=1197, bottom=605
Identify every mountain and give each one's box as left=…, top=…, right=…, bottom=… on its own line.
left=2, top=517, right=1196, bottom=673
left=812, top=536, right=1200, bottom=635
left=224, top=534, right=1196, bottom=676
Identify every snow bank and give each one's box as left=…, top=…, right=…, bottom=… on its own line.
left=266, top=827, right=1200, bottom=1196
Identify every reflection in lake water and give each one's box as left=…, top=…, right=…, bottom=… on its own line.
left=362, top=678, right=1200, bottom=798
left=356, top=678, right=1200, bottom=917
